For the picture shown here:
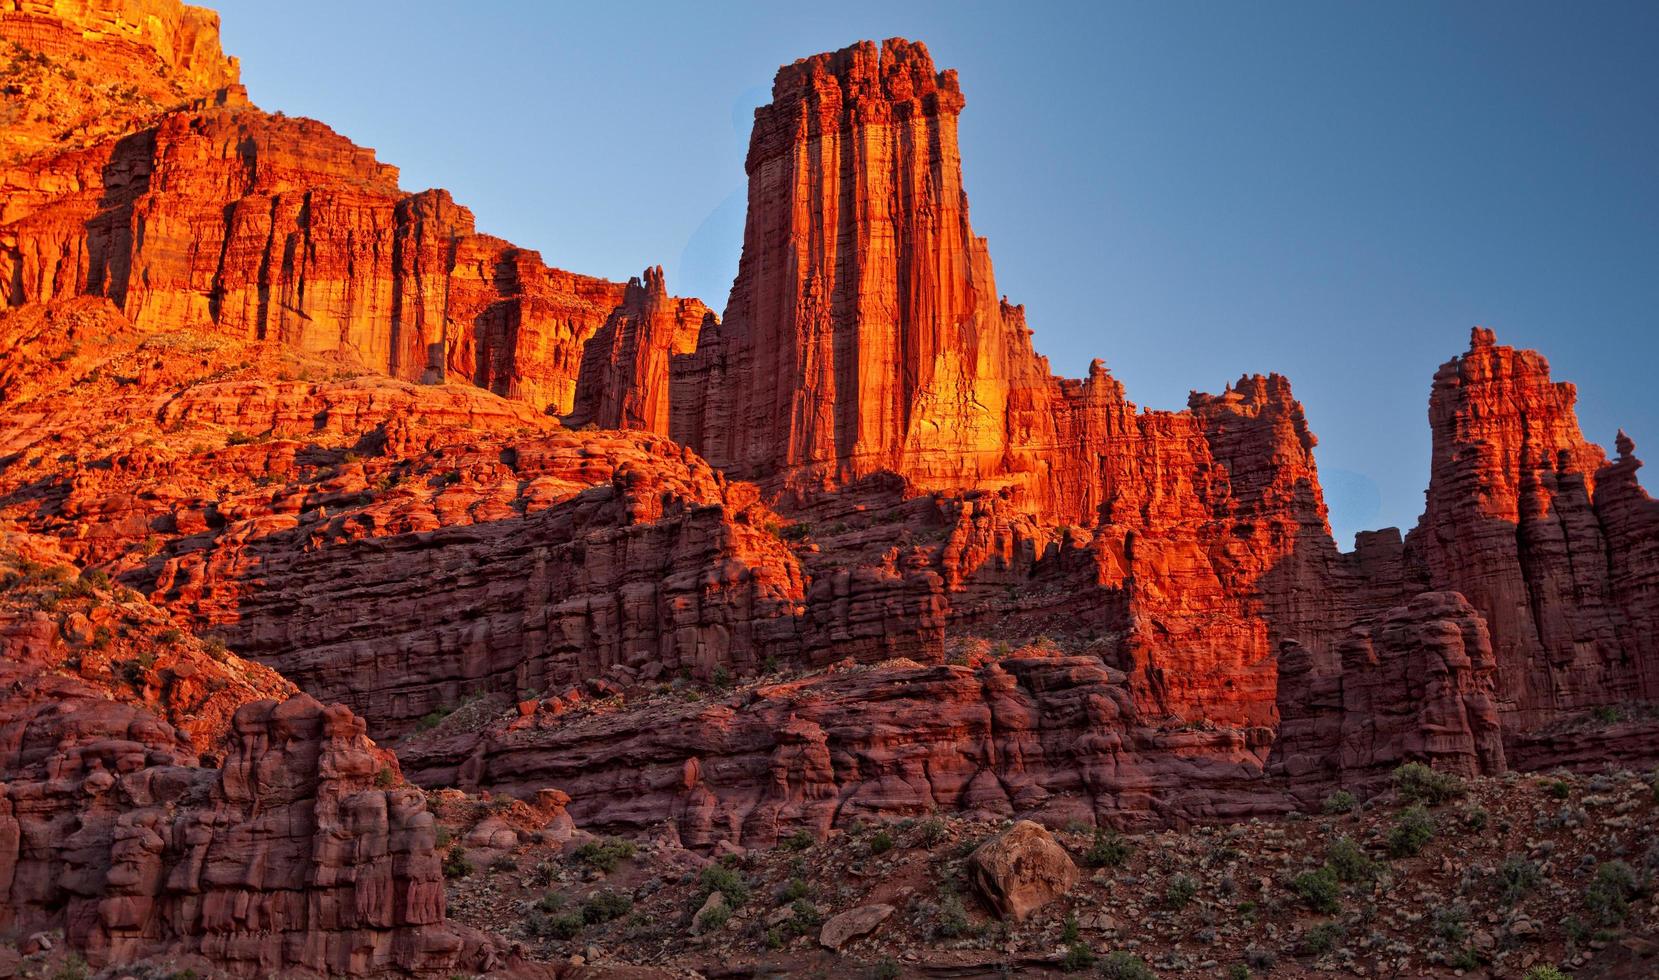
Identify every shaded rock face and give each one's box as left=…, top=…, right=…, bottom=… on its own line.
left=0, top=670, right=477, bottom=975
left=1404, top=329, right=1659, bottom=725
left=399, top=654, right=1290, bottom=847
left=1272, top=591, right=1507, bottom=804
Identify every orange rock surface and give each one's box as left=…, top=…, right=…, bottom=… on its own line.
left=0, top=7, right=1656, bottom=974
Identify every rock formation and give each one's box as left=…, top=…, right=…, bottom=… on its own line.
left=0, top=6, right=1656, bottom=975
left=1403, top=328, right=1659, bottom=725
left=567, top=265, right=712, bottom=433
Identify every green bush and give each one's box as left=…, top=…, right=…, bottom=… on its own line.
left=782, top=877, right=811, bottom=901
left=1302, top=920, right=1344, bottom=955
left=872, top=960, right=902, bottom=980
left=1543, top=778, right=1571, bottom=800
left=540, top=910, right=583, bottom=940
left=581, top=890, right=632, bottom=924
left=1097, top=951, right=1157, bottom=979
left=442, top=846, right=473, bottom=879
left=573, top=837, right=637, bottom=873
left=698, top=864, right=751, bottom=908
left=1393, top=762, right=1466, bottom=805
left=1432, top=902, right=1469, bottom=943
left=1523, top=967, right=1569, bottom=980
left=1291, top=865, right=1342, bottom=914
left=1062, top=913, right=1081, bottom=943
left=1164, top=873, right=1197, bottom=909
left=1496, top=854, right=1542, bottom=903
left=1585, top=861, right=1640, bottom=925
left=917, top=816, right=948, bottom=847
left=1388, top=805, right=1435, bottom=857
left=1061, top=942, right=1096, bottom=971
left=1321, top=790, right=1357, bottom=815
left=1084, top=828, right=1132, bottom=868
left=781, top=829, right=815, bottom=851
left=869, top=829, right=894, bottom=855
left=1326, top=837, right=1375, bottom=883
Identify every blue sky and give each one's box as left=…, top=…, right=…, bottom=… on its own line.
left=212, top=1, right=1657, bottom=547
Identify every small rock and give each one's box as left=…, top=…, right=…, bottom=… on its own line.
left=819, top=903, right=894, bottom=950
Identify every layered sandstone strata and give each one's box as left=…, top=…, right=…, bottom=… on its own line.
left=1403, top=328, right=1659, bottom=725
left=0, top=0, right=240, bottom=162
left=567, top=265, right=712, bottom=433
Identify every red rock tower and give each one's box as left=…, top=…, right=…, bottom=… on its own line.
left=673, top=39, right=1054, bottom=490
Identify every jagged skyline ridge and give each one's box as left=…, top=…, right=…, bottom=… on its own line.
left=207, top=0, right=1659, bottom=547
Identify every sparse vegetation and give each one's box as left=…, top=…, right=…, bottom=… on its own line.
left=869, top=828, right=894, bottom=855
left=1320, top=789, right=1357, bottom=815
left=1326, top=836, right=1375, bottom=883
left=698, top=864, right=751, bottom=908
left=1163, top=873, right=1197, bottom=909
left=1388, top=804, right=1435, bottom=857
left=1290, top=865, right=1341, bottom=913
left=1302, top=919, right=1344, bottom=955
left=580, top=889, right=632, bottom=924
left=1084, top=827, right=1132, bottom=868
left=1061, top=941, right=1096, bottom=971
left=441, top=846, right=473, bottom=879
left=1096, top=951, right=1157, bottom=980
left=573, top=837, right=637, bottom=873
left=1393, top=762, right=1466, bottom=805
left=1585, top=860, right=1640, bottom=925
left=781, top=829, right=815, bottom=851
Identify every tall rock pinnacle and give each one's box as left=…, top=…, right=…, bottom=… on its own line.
left=673, top=39, right=1052, bottom=490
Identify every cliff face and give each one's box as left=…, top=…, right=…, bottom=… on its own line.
left=2, top=9, right=1658, bottom=974
left=0, top=0, right=240, bottom=162
left=1405, top=328, right=1659, bottom=724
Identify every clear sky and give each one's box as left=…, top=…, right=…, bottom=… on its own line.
left=212, top=1, right=1657, bottom=547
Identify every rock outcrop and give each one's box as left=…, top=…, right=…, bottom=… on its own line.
left=567, top=265, right=712, bottom=433
left=1403, top=328, right=1659, bottom=725
left=0, top=606, right=483, bottom=975
left=0, top=0, right=240, bottom=162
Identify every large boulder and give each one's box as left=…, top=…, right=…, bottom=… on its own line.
left=967, top=820, right=1079, bottom=921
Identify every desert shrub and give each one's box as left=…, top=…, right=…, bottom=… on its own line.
left=373, top=766, right=396, bottom=788
left=442, top=846, right=473, bottom=879
left=1496, top=854, right=1542, bottom=903
left=573, top=837, right=637, bottom=873
left=1388, top=805, right=1435, bottom=857
left=1084, top=828, right=1132, bottom=868
left=1227, top=965, right=1251, bottom=980
left=1326, top=837, right=1375, bottom=883
left=1302, top=920, right=1344, bottom=955
left=1543, top=778, right=1571, bottom=800
left=1062, top=913, right=1081, bottom=943
left=1061, top=942, right=1096, bottom=971
left=782, top=877, right=811, bottom=901
left=698, top=864, right=751, bottom=908
left=1291, top=865, right=1341, bottom=913
left=1164, top=873, right=1197, bottom=909
left=539, top=911, right=583, bottom=940
left=1432, top=902, right=1469, bottom=943
left=926, top=889, right=972, bottom=939
left=580, top=890, right=631, bottom=924
left=781, top=829, right=815, bottom=851
left=1447, top=947, right=1480, bottom=970
left=1243, top=946, right=1276, bottom=971
left=783, top=898, right=821, bottom=937
left=1321, top=790, right=1357, bottom=815
left=1459, top=804, right=1490, bottom=831
left=1523, top=967, right=1569, bottom=980
left=1096, top=951, right=1157, bottom=979
left=917, top=815, right=948, bottom=847
left=1585, top=861, right=1640, bottom=925
left=488, top=855, right=517, bottom=873
left=869, top=829, right=894, bottom=855
left=1393, top=762, right=1466, bottom=805
left=872, top=960, right=902, bottom=980
left=778, top=523, right=811, bottom=541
